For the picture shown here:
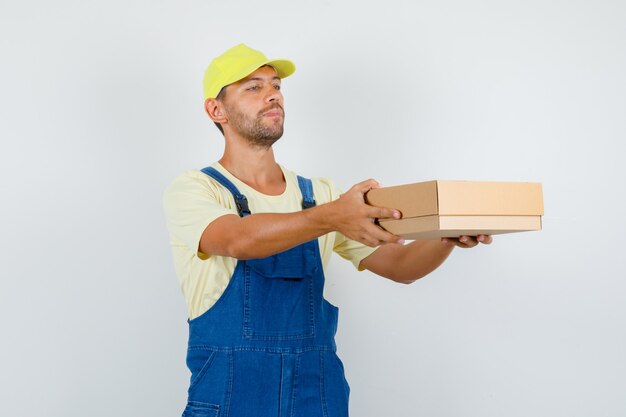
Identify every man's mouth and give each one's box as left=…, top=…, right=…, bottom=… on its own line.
left=261, top=106, right=284, bottom=118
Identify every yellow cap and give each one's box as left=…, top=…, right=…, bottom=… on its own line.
left=203, top=43, right=296, bottom=100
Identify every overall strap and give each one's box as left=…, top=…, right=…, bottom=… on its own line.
left=297, top=176, right=316, bottom=209
left=201, top=166, right=251, bottom=217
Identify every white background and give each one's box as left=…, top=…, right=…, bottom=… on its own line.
left=1, top=1, right=625, bottom=416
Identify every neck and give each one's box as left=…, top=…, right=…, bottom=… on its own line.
left=219, top=133, right=285, bottom=195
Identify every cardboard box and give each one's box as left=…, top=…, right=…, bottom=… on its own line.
left=365, top=180, right=543, bottom=240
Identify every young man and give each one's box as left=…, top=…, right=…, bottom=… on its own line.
left=164, top=43, right=492, bottom=417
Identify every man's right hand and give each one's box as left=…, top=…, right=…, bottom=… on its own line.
left=326, top=179, right=404, bottom=247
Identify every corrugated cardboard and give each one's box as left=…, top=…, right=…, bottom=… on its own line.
left=365, top=180, right=543, bottom=240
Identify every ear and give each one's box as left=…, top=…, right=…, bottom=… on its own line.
left=205, top=98, right=227, bottom=124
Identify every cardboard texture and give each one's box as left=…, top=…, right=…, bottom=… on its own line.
left=365, top=180, right=543, bottom=240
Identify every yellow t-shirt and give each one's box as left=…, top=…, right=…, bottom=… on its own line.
left=163, top=162, right=377, bottom=320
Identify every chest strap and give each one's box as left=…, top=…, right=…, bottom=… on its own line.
left=200, top=166, right=316, bottom=217
left=297, top=175, right=316, bottom=209
left=201, top=167, right=251, bottom=217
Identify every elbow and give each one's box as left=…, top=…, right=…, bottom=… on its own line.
left=391, top=263, right=443, bottom=284
left=199, top=217, right=271, bottom=260
left=393, top=277, right=420, bottom=285
left=388, top=271, right=429, bottom=285
left=369, top=266, right=428, bottom=285
left=224, top=235, right=272, bottom=260
left=200, top=234, right=258, bottom=260
left=225, top=239, right=255, bottom=260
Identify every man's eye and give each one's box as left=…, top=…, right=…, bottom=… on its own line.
left=273, top=84, right=281, bottom=90
left=248, top=85, right=260, bottom=91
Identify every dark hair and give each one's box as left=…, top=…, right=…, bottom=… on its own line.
left=213, top=87, right=227, bottom=135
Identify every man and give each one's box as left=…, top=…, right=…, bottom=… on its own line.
left=163, top=43, right=492, bottom=417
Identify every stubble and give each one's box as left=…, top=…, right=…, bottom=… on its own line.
left=224, top=103, right=285, bottom=149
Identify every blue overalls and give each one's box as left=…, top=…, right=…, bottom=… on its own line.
left=182, top=167, right=350, bottom=417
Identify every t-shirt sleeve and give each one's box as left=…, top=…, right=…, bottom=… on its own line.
left=333, top=232, right=378, bottom=270
left=163, top=171, right=237, bottom=258
left=314, top=177, right=378, bottom=270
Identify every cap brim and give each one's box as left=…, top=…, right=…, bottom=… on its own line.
left=228, top=58, right=295, bottom=86
left=264, top=59, right=296, bottom=79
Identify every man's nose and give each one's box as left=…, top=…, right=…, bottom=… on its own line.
left=266, top=86, right=282, bottom=103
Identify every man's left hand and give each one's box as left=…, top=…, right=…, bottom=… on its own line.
left=441, top=234, right=493, bottom=248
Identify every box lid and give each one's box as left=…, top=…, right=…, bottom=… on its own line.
left=365, top=180, right=544, bottom=217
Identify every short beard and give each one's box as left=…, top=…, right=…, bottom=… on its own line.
left=224, top=103, right=284, bottom=149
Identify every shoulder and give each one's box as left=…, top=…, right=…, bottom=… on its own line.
left=164, top=164, right=232, bottom=194
left=165, top=169, right=208, bottom=188
left=164, top=170, right=207, bottom=198
left=163, top=167, right=231, bottom=209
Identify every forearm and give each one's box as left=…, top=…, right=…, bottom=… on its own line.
left=360, top=240, right=455, bottom=283
left=199, top=178, right=403, bottom=260
left=200, top=203, right=337, bottom=259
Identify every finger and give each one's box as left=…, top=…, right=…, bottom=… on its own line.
left=443, top=237, right=462, bottom=247
left=442, top=237, right=467, bottom=248
left=360, top=236, right=379, bottom=248
left=354, top=178, right=381, bottom=194
left=367, top=224, right=404, bottom=245
left=477, top=234, right=493, bottom=245
left=353, top=229, right=386, bottom=248
left=360, top=232, right=395, bottom=248
left=460, top=235, right=479, bottom=247
left=367, top=205, right=402, bottom=220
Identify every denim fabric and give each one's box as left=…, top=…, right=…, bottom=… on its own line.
left=182, top=169, right=350, bottom=417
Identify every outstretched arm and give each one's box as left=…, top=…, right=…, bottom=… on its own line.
left=359, top=235, right=493, bottom=284
left=200, top=179, right=403, bottom=259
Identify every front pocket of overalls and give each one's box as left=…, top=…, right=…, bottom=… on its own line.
left=186, top=349, right=232, bottom=409
left=243, top=245, right=317, bottom=340
left=187, top=350, right=216, bottom=391
left=182, top=401, right=219, bottom=417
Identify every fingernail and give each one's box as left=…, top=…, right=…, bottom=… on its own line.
left=394, top=210, right=401, bottom=219
left=460, top=236, right=468, bottom=242
left=478, top=235, right=484, bottom=242
left=398, top=239, right=406, bottom=245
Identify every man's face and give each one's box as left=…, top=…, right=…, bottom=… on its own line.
left=220, top=65, right=285, bottom=148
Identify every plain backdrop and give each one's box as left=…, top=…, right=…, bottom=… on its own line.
left=1, top=1, right=625, bottom=416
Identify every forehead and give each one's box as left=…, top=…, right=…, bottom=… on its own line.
left=238, top=65, right=280, bottom=83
